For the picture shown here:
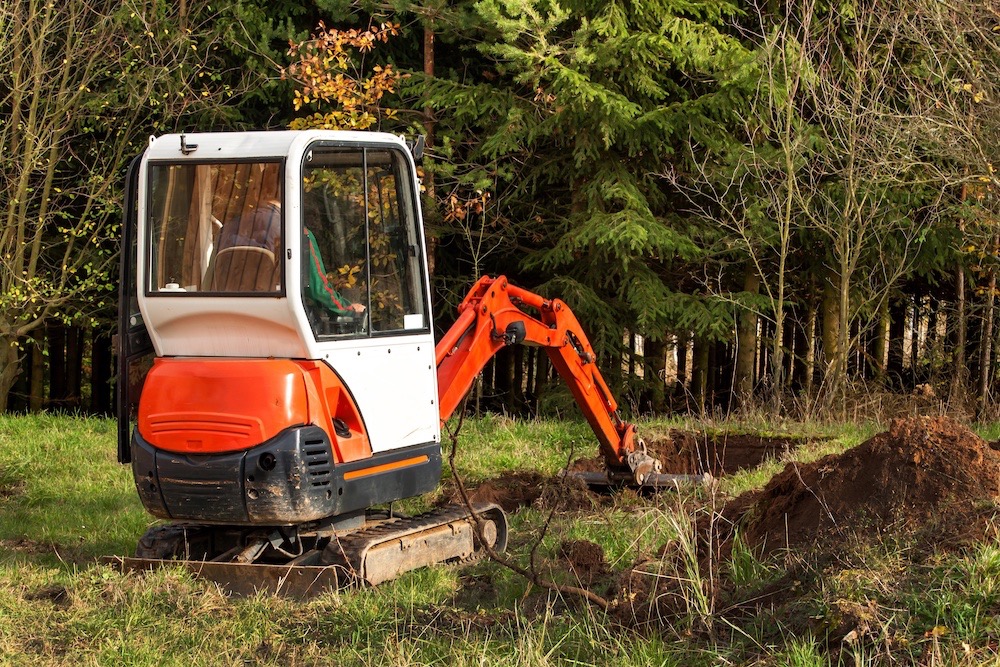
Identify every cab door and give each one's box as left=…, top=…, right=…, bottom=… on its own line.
left=298, top=142, right=439, bottom=453
left=116, top=155, right=154, bottom=463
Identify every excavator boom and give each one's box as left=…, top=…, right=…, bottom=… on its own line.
left=436, top=276, right=666, bottom=485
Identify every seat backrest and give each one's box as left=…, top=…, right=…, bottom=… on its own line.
left=208, top=246, right=279, bottom=292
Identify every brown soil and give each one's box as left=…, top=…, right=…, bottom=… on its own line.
left=0, top=537, right=59, bottom=555
left=651, top=431, right=808, bottom=476
left=439, top=470, right=600, bottom=514
left=717, top=416, right=1000, bottom=554
left=569, top=430, right=810, bottom=477
left=558, top=539, right=609, bottom=586
left=24, top=585, right=70, bottom=608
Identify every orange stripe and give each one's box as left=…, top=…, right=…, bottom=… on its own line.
left=343, top=455, right=429, bottom=481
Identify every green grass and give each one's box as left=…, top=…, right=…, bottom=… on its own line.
left=1, top=414, right=1000, bottom=665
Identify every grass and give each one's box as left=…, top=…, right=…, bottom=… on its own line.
left=1, top=413, right=1000, bottom=664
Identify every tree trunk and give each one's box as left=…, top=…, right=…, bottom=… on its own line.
left=978, top=235, right=998, bottom=412
left=642, top=336, right=667, bottom=413
left=533, top=350, right=550, bottom=410
left=804, top=300, right=818, bottom=396
left=494, top=347, right=515, bottom=414
left=512, top=344, right=525, bottom=412
left=782, top=314, right=795, bottom=391
left=29, top=338, right=44, bottom=413
left=0, top=337, right=21, bottom=412
left=926, top=294, right=941, bottom=373
left=67, top=325, right=83, bottom=409
left=886, top=297, right=906, bottom=390
left=910, top=297, right=921, bottom=386
left=734, top=268, right=760, bottom=406
left=821, top=276, right=841, bottom=389
left=870, top=299, right=889, bottom=383
left=691, top=335, right=709, bottom=414
left=674, top=330, right=688, bottom=398
left=757, top=319, right=771, bottom=387
left=951, top=245, right=968, bottom=400
left=48, top=322, right=67, bottom=408
left=716, top=340, right=733, bottom=414
left=7, top=338, right=30, bottom=412
left=790, top=304, right=807, bottom=392
left=422, top=22, right=438, bottom=278
left=837, top=260, right=851, bottom=390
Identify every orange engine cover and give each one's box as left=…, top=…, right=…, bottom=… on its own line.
left=137, top=358, right=371, bottom=463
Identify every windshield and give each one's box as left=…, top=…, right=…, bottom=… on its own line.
left=146, top=161, right=284, bottom=294
left=301, top=146, right=427, bottom=337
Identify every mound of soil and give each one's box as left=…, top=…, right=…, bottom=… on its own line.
left=570, top=430, right=808, bottom=477
left=720, top=416, right=1000, bottom=554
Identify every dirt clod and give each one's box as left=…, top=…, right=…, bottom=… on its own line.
left=719, top=416, right=1000, bottom=554
left=441, top=471, right=546, bottom=513
left=558, top=539, right=608, bottom=585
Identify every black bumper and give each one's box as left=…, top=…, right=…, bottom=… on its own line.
left=132, top=426, right=441, bottom=525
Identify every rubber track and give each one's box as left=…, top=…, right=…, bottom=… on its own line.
left=323, top=503, right=501, bottom=581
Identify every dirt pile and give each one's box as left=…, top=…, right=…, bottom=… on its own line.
left=720, top=416, right=1000, bottom=553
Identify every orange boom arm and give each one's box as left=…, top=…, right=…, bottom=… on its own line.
left=435, top=276, right=661, bottom=484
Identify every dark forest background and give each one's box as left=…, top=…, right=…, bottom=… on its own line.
left=4, top=0, right=999, bottom=420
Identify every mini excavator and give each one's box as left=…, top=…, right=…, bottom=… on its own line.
left=115, top=131, right=699, bottom=596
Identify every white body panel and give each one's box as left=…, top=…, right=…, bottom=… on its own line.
left=135, top=131, right=442, bottom=454
left=320, top=336, right=440, bottom=452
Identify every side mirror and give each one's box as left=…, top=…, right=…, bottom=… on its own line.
left=406, top=135, right=425, bottom=162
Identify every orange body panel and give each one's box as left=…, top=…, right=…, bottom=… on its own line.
left=138, top=358, right=371, bottom=462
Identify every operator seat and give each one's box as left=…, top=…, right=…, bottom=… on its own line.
left=206, top=246, right=279, bottom=292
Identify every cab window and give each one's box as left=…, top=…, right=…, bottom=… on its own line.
left=301, top=146, right=427, bottom=337
left=147, top=161, right=283, bottom=294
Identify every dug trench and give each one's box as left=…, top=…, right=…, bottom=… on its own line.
left=440, top=430, right=814, bottom=514
left=442, top=417, right=1000, bottom=653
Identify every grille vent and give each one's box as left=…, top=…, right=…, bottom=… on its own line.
left=303, top=439, right=332, bottom=487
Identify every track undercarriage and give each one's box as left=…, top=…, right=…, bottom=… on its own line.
left=113, top=503, right=508, bottom=597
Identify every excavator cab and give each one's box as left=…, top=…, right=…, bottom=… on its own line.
left=118, top=132, right=442, bottom=531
